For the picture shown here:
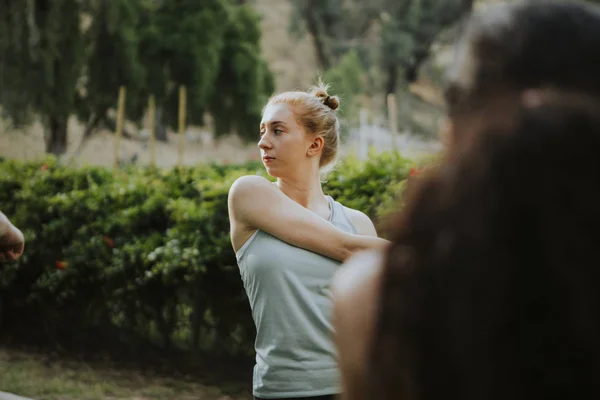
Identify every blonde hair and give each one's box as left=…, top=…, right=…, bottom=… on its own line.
left=265, top=80, right=341, bottom=170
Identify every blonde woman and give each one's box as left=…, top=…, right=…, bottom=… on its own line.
left=228, top=83, right=389, bottom=399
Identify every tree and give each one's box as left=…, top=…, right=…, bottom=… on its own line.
left=289, top=0, right=473, bottom=95
left=0, top=0, right=275, bottom=155
left=323, top=49, right=364, bottom=121
left=115, top=0, right=275, bottom=141
left=76, top=0, right=146, bottom=142
left=0, top=0, right=86, bottom=155
left=207, top=4, right=275, bottom=140
left=380, top=0, right=473, bottom=96
left=289, top=0, right=347, bottom=70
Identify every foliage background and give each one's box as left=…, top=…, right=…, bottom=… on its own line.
left=0, top=152, right=414, bottom=357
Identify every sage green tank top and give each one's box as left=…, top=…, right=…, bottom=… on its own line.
left=236, top=195, right=357, bottom=398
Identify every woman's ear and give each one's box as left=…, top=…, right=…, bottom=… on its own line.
left=307, top=136, right=325, bottom=157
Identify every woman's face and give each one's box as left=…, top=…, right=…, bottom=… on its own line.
left=258, top=102, right=315, bottom=177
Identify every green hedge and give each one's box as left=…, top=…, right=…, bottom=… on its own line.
left=0, top=151, right=413, bottom=355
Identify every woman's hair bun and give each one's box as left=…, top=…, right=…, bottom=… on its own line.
left=314, top=89, right=340, bottom=111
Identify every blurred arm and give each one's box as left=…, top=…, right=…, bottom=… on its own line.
left=332, top=249, right=384, bottom=400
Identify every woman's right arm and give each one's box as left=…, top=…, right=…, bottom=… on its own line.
left=228, top=175, right=389, bottom=262
left=0, top=211, right=25, bottom=262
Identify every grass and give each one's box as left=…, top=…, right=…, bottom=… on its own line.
left=0, top=347, right=252, bottom=400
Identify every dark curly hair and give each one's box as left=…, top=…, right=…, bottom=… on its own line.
left=445, top=0, right=600, bottom=117
left=369, top=91, right=600, bottom=400
left=367, top=2, right=600, bottom=397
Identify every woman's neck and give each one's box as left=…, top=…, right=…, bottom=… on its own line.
left=277, top=170, right=328, bottom=214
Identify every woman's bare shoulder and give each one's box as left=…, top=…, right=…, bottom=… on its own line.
left=228, top=175, right=273, bottom=198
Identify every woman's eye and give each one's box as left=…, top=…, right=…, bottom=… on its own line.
left=274, top=129, right=283, bottom=135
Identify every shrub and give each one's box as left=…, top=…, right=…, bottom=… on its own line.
left=0, top=151, right=414, bottom=355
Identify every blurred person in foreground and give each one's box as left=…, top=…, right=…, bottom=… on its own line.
left=0, top=211, right=24, bottom=262
left=332, top=1, right=600, bottom=399
left=335, top=90, right=600, bottom=400
left=228, top=81, right=389, bottom=400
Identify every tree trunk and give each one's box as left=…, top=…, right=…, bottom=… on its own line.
left=45, top=115, right=68, bottom=155
left=104, top=116, right=136, bottom=139
left=405, top=48, right=429, bottom=83
left=67, top=113, right=102, bottom=164
left=305, top=0, right=330, bottom=70
left=386, top=64, right=398, bottom=97
left=154, top=108, right=168, bottom=142
left=152, top=295, right=173, bottom=350
left=83, top=113, right=102, bottom=139
left=190, top=285, right=205, bottom=351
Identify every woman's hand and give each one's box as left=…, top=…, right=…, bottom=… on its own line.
left=0, top=212, right=25, bottom=262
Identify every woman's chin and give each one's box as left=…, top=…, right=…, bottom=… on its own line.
left=264, top=165, right=282, bottom=178
left=265, top=170, right=279, bottom=178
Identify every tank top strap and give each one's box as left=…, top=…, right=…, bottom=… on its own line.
left=326, top=195, right=335, bottom=222
left=326, top=195, right=358, bottom=234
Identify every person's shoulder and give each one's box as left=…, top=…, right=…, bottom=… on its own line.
left=340, top=204, right=377, bottom=237
left=228, top=175, right=274, bottom=199
left=230, top=174, right=272, bottom=191
left=332, top=249, right=385, bottom=304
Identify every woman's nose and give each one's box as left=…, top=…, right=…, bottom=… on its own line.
left=258, top=134, right=272, bottom=150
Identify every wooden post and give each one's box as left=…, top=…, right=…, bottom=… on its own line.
left=359, top=108, right=368, bottom=161
left=178, top=85, right=187, bottom=168
left=387, top=93, right=398, bottom=150
left=113, top=86, right=126, bottom=170
left=148, top=95, right=156, bottom=168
